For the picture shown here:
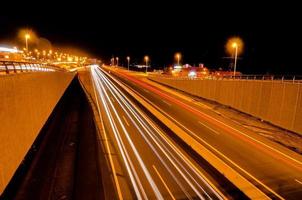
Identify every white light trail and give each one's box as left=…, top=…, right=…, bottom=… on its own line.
left=91, top=66, right=225, bottom=200
left=98, top=69, right=225, bottom=200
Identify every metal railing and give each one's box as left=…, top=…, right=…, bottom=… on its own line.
left=149, top=74, right=302, bottom=84
left=220, top=75, right=302, bottom=83
left=0, top=60, right=65, bottom=75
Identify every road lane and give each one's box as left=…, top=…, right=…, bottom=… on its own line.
left=91, top=66, right=228, bottom=199
left=108, top=68, right=302, bottom=199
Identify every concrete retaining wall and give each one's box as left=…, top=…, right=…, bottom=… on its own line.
left=0, top=72, right=75, bottom=193
left=149, top=76, right=302, bottom=135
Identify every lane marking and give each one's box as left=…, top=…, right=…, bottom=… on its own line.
left=100, top=70, right=204, bottom=199
left=115, top=79, right=280, bottom=199
left=143, top=88, right=150, bottom=93
left=152, top=165, right=176, bottom=200
left=122, top=115, right=130, bottom=127
left=102, top=69, right=271, bottom=199
left=123, top=72, right=302, bottom=167
left=295, top=179, right=302, bottom=185
left=162, top=100, right=172, bottom=106
left=198, top=121, right=220, bottom=135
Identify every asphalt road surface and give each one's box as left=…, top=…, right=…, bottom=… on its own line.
left=99, top=67, right=302, bottom=200
left=91, top=67, right=249, bottom=199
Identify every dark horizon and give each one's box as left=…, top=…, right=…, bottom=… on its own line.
left=1, top=2, right=301, bottom=75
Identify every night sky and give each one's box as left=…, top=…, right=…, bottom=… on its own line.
left=1, top=2, right=301, bottom=74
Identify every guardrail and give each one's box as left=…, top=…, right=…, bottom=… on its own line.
left=150, top=74, right=302, bottom=84
left=220, top=75, right=302, bottom=83
left=0, top=60, right=65, bottom=75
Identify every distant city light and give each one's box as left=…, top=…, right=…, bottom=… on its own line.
left=188, top=70, right=197, bottom=78
left=0, top=46, right=21, bottom=53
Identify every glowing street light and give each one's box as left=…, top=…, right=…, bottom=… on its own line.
left=144, top=55, right=149, bottom=73
left=116, top=57, right=119, bottom=67
left=25, top=33, right=30, bottom=51
left=226, top=37, right=244, bottom=77
left=232, top=42, right=238, bottom=77
left=127, top=56, right=130, bottom=71
left=175, top=53, right=181, bottom=65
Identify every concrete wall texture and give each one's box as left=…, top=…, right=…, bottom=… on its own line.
left=0, top=72, right=75, bottom=193
left=149, top=76, right=302, bottom=135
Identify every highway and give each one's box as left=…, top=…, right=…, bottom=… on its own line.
left=95, top=66, right=302, bottom=200
left=90, top=66, right=249, bottom=199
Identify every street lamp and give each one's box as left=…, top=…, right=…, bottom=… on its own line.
left=116, top=57, right=119, bottom=67
left=175, top=53, right=181, bottom=65
left=25, top=34, right=30, bottom=52
left=127, top=56, right=130, bottom=71
left=144, top=56, right=149, bottom=73
left=232, top=42, right=238, bottom=77
left=226, top=37, right=243, bottom=77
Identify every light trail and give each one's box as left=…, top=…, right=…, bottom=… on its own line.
left=114, top=70, right=302, bottom=168
left=97, top=70, right=211, bottom=199
left=91, top=66, right=225, bottom=200
left=91, top=67, right=147, bottom=199
left=107, top=69, right=285, bottom=199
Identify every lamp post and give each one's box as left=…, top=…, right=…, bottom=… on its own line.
left=232, top=42, right=238, bottom=77
left=144, top=56, right=149, bottom=73
left=127, top=56, right=130, bottom=71
left=25, top=34, right=30, bottom=52
left=226, top=37, right=243, bottom=77
left=176, top=53, right=181, bottom=65
left=116, top=57, right=119, bottom=67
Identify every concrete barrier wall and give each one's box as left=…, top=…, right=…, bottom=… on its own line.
left=0, top=72, right=75, bottom=193
left=149, top=76, right=302, bottom=135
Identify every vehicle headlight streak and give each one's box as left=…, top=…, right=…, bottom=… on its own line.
left=91, top=68, right=147, bottom=199
left=98, top=68, right=225, bottom=200
left=91, top=66, right=224, bottom=200
left=92, top=67, right=163, bottom=199
left=99, top=79, right=164, bottom=199
left=99, top=72, right=224, bottom=199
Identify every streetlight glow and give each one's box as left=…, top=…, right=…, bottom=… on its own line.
left=226, top=37, right=244, bottom=77
left=25, top=33, right=30, bottom=52
left=144, top=56, right=149, bottom=73
left=127, top=56, right=130, bottom=71
left=175, top=53, right=181, bottom=65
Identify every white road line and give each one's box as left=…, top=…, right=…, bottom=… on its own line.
left=143, top=89, right=150, bottom=93
left=153, top=165, right=176, bottom=200
left=198, top=121, right=220, bottom=135
left=144, top=73, right=302, bottom=167
left=101, top=69, right=223, bottom=199
left=123, top=115, right=130, bottom=127
left=162, top=100, right=172, bottom=106
left=295, top=179, right=302, bottom=185
left=119, top=81, right=282, bottom=200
